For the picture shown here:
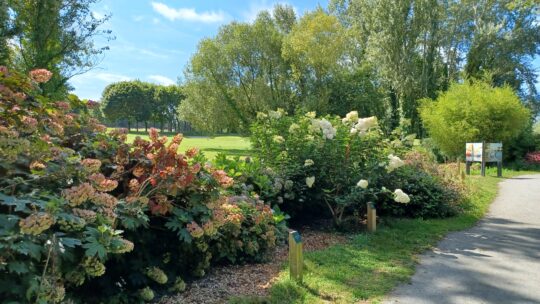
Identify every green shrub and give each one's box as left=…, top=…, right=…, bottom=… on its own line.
left=376, top=166, right=461, bottom=218
left=420, top=80, right=530, bottom=159
left=251, top=109, right=415, bottom=225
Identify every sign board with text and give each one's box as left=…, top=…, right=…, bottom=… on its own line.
left=465, top=142, right=503, bottom=177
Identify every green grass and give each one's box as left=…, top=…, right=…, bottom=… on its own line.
left=232, top=169, right=538, bottom=304
left=123, top=130, right=251, bottom=159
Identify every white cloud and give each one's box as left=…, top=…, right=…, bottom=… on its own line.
left=133, top=15, right=145, bottom=22
left=151, top=2, right=226, bottom=23
left=242, top=1, right=297, bottom=23
left=148, top=75, right=176, bottom=86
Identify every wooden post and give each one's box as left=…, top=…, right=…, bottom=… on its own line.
left=497, top=161, right=502, bottom=177
left=367, top=202, right=376, bottom=232
left=289, top=231, right=303, bottom=282
left=481, top=141, right=486, bottom=177
left=465, top=161, right=471, bottom=175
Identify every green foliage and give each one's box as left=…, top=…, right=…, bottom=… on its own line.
left=376, top=166, right=460, bottom=218
left=7, top=0, right=112, bottom=99
left=0, top=67, right=278, bottom=303
left=420, top=80, right=530, bottom=159
left=251, top=109, right=416, bottom=225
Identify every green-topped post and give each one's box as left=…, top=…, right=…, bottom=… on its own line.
left=289, top=230, right=303, bottom=282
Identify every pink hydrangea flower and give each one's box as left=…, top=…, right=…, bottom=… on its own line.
left=29, top=69, right=53, bottom=83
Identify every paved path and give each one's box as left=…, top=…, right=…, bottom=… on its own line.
left=384, top=174, right=540, bottom=304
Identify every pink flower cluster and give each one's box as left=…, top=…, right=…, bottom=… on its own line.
left=81, top=158, right=102, bottom=173
left=212, top=170, right=234, bottom=188
left=88, top=173, right=118, bottom=192
left=29, top=69, right=53, bottom=83
left=525, top=151, right=540, bottom=164
left=187, top=221, right=204, bottom=238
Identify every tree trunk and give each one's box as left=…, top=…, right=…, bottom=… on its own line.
left=127, top=120, right=131, bottom=131
left=145, top=121, right=148, bottom=132
left=160, top=120, right=164, bottom=132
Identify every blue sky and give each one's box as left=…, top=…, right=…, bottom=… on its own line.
left=70, top=0, right=539, bottom=101
left=70, top=0, right=324, bottom=100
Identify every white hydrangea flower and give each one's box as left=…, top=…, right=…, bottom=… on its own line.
left=305, top=111, right=316, bottom=119
left=304, top=159, right=314, bottom=167
left=256, top=112, right=268, bottom=119
left=306, top=176, right=315, bottom=188
left=350, top=128, right=358, bottom=135
left=386, top=154, right=405, bottom=172
left=305, top=135, right=315, bottom=141
left=313, top=119, right=336, bottom=140
left=269, top=109, right=283, bottom=119
left=352, top=116, right=378, bottom=135
left=393, top=189, right=410, bottom=204
left=289, top=123, right=300, bottom=133
left=342, top=111, right=359, bottom=124
left=357, top=179, right=368, bottom=189
left=273, top=135, right=285, bottom=144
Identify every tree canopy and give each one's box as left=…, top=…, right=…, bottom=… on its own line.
left=179, top=1, right=539, bottom=133
left=2, top=0, right=112, bottom=99
left=420, top=80, right=530, bottom=159
left=102, top=80, right=183, bottom=131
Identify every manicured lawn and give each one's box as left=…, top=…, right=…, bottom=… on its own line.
left=123, top=130, right=251, bottom=160
left=231, top=169, right=537, bottom=304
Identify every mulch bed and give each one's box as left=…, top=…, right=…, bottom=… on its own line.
left=158, top=229, right=349, bottom=304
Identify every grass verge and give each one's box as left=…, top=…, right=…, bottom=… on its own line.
left=231, top=169, right=537, bottom=304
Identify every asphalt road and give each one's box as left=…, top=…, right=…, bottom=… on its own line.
left=384, top=174, right=540, bottom=304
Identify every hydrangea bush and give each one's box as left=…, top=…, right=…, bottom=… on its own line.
left=0, top=67, right=278, bottom=303
left=251, top=109, right=415, bottom=226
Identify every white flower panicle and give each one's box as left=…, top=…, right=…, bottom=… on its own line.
left=386, top=154, right=405, bottom=172
left=357, top=179, right=369, bottom=189
left=268, top=109, right=284, bottom=119
left=312, top=119, right=337, bottom=140
left=342, top=111, right=359, bottom=124
left=256, top=112, right=268, bottom=119
left=305, top=111, right=316, bottom=119
left=273, top=135, right=285, bottom=144
left=306, top=176, right=315, bottom=188
left=393, top=189, right=410, bottom=204
left=345, top=113, right=378, bottom=136
left=304, top=159, right=314, bottom=167
left=289, top=123, right=300, bottom=133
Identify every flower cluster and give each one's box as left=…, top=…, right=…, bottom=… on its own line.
left=212, top=170, right=234, bottom=188
left=349, top=116, right=378, bottom=136
left=312, top=118, right=336, bottom=139
left=387, top=154, right=405, bottom=172
left=63, top=183, right=95, bottom=207
left=19, top=213, right=55, bottom=235
left=146, top=267, right=168, bottom=284
left=29, top=69, right=53, bottom=83
left=393, top=189, right=411, bottom=204
left=187, top=221, right=204, bottom=238
left=357, top=179, right=369, bottom=189
left=88, top=173, right=118, bottom=192
left=81, top=158, right=102, bottom=173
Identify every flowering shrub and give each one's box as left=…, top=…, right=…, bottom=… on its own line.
left=251, top=109, right=414, bottom=225
left=0, top=67, right=278, bottom=303
left=525, top=151, right=540, bottom=164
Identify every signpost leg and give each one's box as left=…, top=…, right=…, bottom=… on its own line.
left=466, top=161, right=471, bottom=175
left=289, top=231, right=303, bottom=282
left=367, top=202, right=376, bottom=232
left=497, top=161, right=502, bottom=177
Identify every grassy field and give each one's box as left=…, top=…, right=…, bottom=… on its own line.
left=124, top=130, right=251, bottom=159
left=231, top=168, right=537, bottom=304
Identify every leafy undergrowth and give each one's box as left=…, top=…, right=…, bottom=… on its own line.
left=230, top=169, right=537, bottom=304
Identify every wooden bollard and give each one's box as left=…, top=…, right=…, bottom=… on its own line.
left=367, top=202, right=376, bottom=232
left=289, top=230, right=303, bottom=282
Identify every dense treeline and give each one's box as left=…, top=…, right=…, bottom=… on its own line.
left=102, top=80, right=186, bottom=132
left=178, top=1, right=539, bottom=134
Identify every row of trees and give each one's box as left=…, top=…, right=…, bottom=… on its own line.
left=102, top=80, right=185, bottom=132
left=178, top=1, right=539, bottom=134
left=0, top=0, right=111, bottom=99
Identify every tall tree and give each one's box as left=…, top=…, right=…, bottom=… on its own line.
left=180, top=8, right=293, bottom=132
left=9, top=0, right=112, bottom=99
left=102, top=81, right=152, bottom=130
